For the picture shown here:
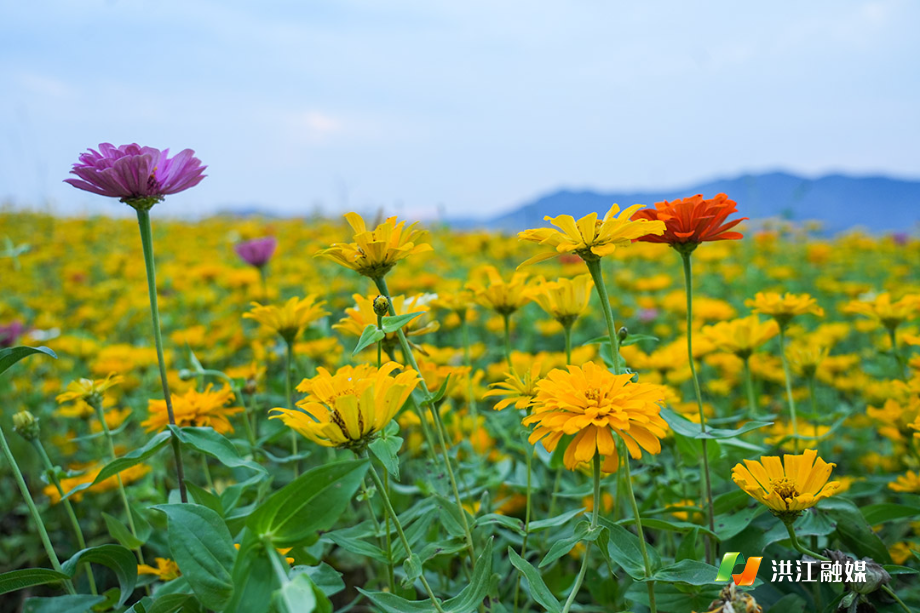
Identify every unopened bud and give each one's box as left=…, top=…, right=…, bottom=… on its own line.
left=617, top=327, right=628, bottom=342
left=373, top=295, right=390, bottom=317
left=178, top=369, right=195, bottom=381
left=12, top=411, right=40, bottom=441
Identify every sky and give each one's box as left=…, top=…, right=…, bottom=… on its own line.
left=1, top=0, right=919, bottom=220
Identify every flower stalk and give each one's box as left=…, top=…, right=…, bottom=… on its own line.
left=561, top=454, right=601, bottom=613
left=136, top=208, right=188, bottom=504
left=777, top=327, right=800, bottom=453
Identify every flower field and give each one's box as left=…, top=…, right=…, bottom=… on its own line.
left=0, top=147, right=919, bottom=613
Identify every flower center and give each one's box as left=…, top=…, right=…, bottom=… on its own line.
left=584, top=387, right=601, bottom=403
left=147, top=167, right=161, bottom=192
left=770, top=477, right=798, bottom=500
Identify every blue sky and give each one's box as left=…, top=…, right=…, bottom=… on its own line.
left=2, top=0, right=918, bottom=219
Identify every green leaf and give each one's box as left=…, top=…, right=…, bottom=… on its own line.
left=661, top=408, right=772, bottom=440
left=676, top=527, right=699, bottom=562
left=598, top=518, right=661, bottom=580
left=353, top=324, right=386, bottom=355
left=0, top=568, right=71, bottom=596
left=23, top=595, right=106, bottom=613
left=0, top=345, right=56, bottom=377
left=144, top=594, right=195, bottom=613
left=368, top=432, right=403, bottom=480
left=381, top=312, right=424, bottom=333
left=185, top=480, right=224, bottom=517
left=540, top=521, right=603, bottom=568
left=103, top=512, right=145, bottom=550
left=712, top=505, right=766, bottom=541
left=61, top=545, right=137, bottom=608
left=621, top=334, right=659, bottom=346
left=651, top=560, right=721, bottom=585
left=442, top=538, right=493, bottom=611
left=429, top=374, right=452, bottom=405
left=764, top=594, right=808, bottom=613
left=884, top=565, right=919, bottom=576
left=169, top=426, right=266, bottom=474
left=62, top=431, right=171, bottom=501
left=153, top=503, right=236, bottom=609
left=821, top=497, right=893, bottom=564
left=297, top=563, right=345, bottom=597
left=508, top=547, right=561, bottom=613
left=528, top=507, right=585, bottom=532
left=861, top=503, right=920, bottom=525
left=273, top=573, right=318, bottom=613
left=224, top=531, right=274, bottom=613
left=619, top=516, right=717, bottom=538
left=475, top=513, right=525, bottom=535
left=248, top=459, right=369, bottom=547
left=354, top=589, right=435, bottom=613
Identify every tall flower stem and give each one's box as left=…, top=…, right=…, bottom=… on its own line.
left=33, top=440, right=96, bottom=595
left=135, top=209, right=188, bottom=504
left=679, top=250, right=716, bottom=564
left=0, top=426, right=76, bottom=595
left=743, top=356, right=758, bottom=419
left=807, top=374, right=821, bottom=450
left=92, top=400, right=145, bottom=564
left=561, top=454, right=601, bottom=613
left=365, top=459, right=445, bottom=612
left=778, top=328, right=799, bottom=453
left=888, top=327, right=908, bottom=380
left=563, top=322, right=573, bottom=365
left=621, top=441, right=657, bottom=613
left=502, top=314, right=513, bottom=368
left=284, top=339, right=299, bottom=478
left=584, top=259, right=623, bottom=374
left=383, top=470, right=396, bottom=592
left=358, top=475, right=394, bottom=592
left=783, top=520, right=826, bottom=560
left=513, top=444, right=535, bottom=613
left=374, top=276, right=476, bottom=564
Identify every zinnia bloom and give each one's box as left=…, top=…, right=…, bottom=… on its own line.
left=517, top=205, right=665, bottom=266
left=527, top=274, right=594, bottom=327
left=523, top=361, right=668, bottom=471
left=143, top=385, right=243, bottom=434
left=630, top=193, right=746, bottom=246
left=316, top=213, right=432, bottom=278
left=138, top=558, right=181, bottom=582
left=731, top=449, right=840, bottom=517
left=842, top=293, right=919, bottom=330
left=702, top=316, right=779, bottom=359
left=483, top=362, right=543, bottom=411
left=889, top=471, right=920, bottom=493
left=272, top=362, right=419, bottom=451
left=467, top=265, right=532, bottom=316
left=235, top=237, right=277, bottom=269
left=746, top=292, right=824, bottom=327
left=56, top=373, right=124, bottom=406
left=244, top=295, right=329, bottom=343
left=65, top=143, right=206, bottom=209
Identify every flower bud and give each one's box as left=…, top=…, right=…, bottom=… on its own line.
left=617, top=326, right=628, bottom=342
left=178, top=369, right=195, bottom=380
left=12, top=411, right=40, bottom=441
left=373, top=295, right=390, bottom=317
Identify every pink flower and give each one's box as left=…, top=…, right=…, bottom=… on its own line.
left=0, top=321, right=24, bottom=348
left=235, top=237, right=277, bottom=268
left=65, top=143, right=206, bottom=207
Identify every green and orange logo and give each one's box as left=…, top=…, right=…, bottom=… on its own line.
left=715, top=552, right=763, bottom=586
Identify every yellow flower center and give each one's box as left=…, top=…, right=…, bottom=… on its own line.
left=584, top=387, right=601, bottom=403
left=770, top=477, right=798, bottom=500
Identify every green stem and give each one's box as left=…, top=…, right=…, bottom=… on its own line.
left=502, top=313, right=513, bottom=368
left=584, top=259, right=623, bottom=374
left=783, top=520, right=827, bottom=560
left=377, top=313, right=384, bottom=369
left=513, top=444, right=535, bottom=613
left=33, top=441, right=97, bottom=595
left=743, top=356, right=758, bottom=419
left=807, top=374, right=821, bottom=454
left=680, top=250, right=715, bottom=565
left=563, top=322, right=573, bottom=365
left=374, top=276, right=476, bottom=564
left=201, top=455, right=216, bottom=494
left=561, top=454, right=601, bottom=613
left=383, top=470, right=396, bottom=593
left=366, top=460, right=445, bottom=613
left=285, top=340, right=299, bottom=478
left=882, top=584, right=913, bottom=613
left=621, top=441, right=657, bottom=613
left=258, top=266, right=269, bottom=301
left=0, top=426, right=76, bottom=594
left=135, top=209, right=188, bottom=503
left=93, top=400, right=145, bottom=565
left=888, top=327, right=908, bottom=380
left=778, top=328, right=799, bottom=453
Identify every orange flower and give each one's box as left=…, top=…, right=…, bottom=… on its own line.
left=631, top=193, right=746, bottom=245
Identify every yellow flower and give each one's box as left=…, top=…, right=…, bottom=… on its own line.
left=56, top=373, right=124, bottom=405
left=746, top=292, right=824, bottom=327
left=483, top=362, right=543, bottom=411
left=785, top=339, right=830, bottom=378
left=527, top=274, right=594, bottom=327
left=243, top=295, right=329, bottom=343
left=138, top=558, right=181, bottom=582
left=143, top=385, right=243, bottom=434
left=889, top=471, right=920, bottom=493
left=273, top=362, right=419, bottom=451
left=701, top=316, right=779, bottom=359
left=517, top=204, right=665, bottom=266
left=523, top=362, right=668, bottom=471
left=316, top=212, right=432, bottom=278
left=842, top=293, right=920, bottom=330
left=731, top=449, right=840, bottom=517
left=467, top=265, right=532, bottom=316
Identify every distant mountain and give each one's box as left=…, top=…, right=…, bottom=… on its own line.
left=453, top=172, right=920, bottom=234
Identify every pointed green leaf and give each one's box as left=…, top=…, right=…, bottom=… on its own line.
left=662, top=408, right=772, bottom=440
left=103, top=512, right=145, bottom=550
left=23, top=595, right=106, bottom=613
left=61, top=545, right=137, bottom=607
left=508, top=547, right=561, bottom=613
left=62, top=431, right=170, bottom=501
left=353, top=324, right=386, bottom=355
left=381, top=312, right=424, bottom=334
left=368, top=433, right=403, bottom=479
left=442, top=538, right=493, bottom=611
left=169, top=426, right=265, bottom=474
left=0, top=346, right=56, bottom=377
left=0, top=568, right=71, bottom=596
